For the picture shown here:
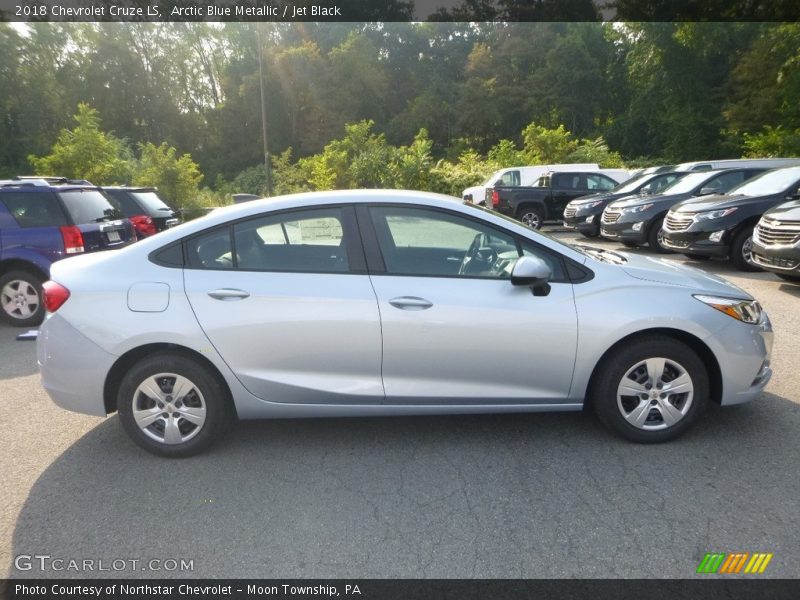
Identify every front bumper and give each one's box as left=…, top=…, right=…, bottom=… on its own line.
left=661, top=229, right=730, bottom=257
left=599, top=218, right=649, bottom=243
left=563, top=206, right=603, bottom=234
left=37, top=314, right=116, bottom=417
left=751, top=239, right=800, bottom=275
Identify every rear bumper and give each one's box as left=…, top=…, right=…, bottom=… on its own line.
left=37, top=314, right=116, bottom=417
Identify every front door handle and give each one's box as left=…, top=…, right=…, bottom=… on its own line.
left=208, top=288, right=250, bottom=301
left=388, top=296, right=433, bottom=310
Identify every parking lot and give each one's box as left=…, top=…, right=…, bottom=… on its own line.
left=2, top=230, right=799, bottom=579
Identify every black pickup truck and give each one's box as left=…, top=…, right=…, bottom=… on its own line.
left=487, top=171, right=622, bottom=228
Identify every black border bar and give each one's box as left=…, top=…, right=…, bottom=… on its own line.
left=2, top=0, right=800, bottom=22
left=4, top=580, right=800, bottom=600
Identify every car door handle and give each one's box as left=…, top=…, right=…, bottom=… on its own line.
left=208, top=288, right=250, bottom=301
left=388, top=296, right=433, bottom=310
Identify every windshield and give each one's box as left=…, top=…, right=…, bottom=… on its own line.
left=727, top=168, right=800, bottom=197
left=659, top=171, right=717, bottom=195
left=612, top=174, right=651, bottom=194
left=57, top=189, right=122, bottom=223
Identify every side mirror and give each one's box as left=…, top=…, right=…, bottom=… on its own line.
left=511, top=256, right=552, bottom=296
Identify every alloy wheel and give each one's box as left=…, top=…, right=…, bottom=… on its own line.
left=521, top=212, right=540, bottom=228
left=1, top=279, right=40, bottom=321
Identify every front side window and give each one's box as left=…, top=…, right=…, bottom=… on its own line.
left=498, top=170, right=521, bottom=186
left=553, top=173, right=582, bottom=190
left=369, top=206, right=521, bottom=278
left=586, top=174, right=616, bottom=191
left=0, top=192, right=67, bottom=228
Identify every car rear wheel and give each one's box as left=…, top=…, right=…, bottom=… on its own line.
left=0, top=270, right=44, bottom=327
left=516, top=206, right=544, bottom=229
left=647, top=217, right=673, bottom=254
left=591, top=336, right=708, bottom=443
left=731, top=227, right=761, bottom=272
left=117, top=353, right=232, bottom=457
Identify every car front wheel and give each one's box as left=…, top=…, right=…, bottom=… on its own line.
left=591, top=336, right=709, bottom=443
left=731, top=227, right=761, bottom=272
left=117, top=353, right=232, bottom=457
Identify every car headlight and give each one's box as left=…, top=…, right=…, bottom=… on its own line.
left=693, top=207, right=737, bottom=221
left=621, top=203, right=654, bottom=214
left=694, top=294, right=762, bottom=324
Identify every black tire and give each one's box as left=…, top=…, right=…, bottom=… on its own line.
left=0, top=270, right=45, bottom=327
left=621, top=241, right=638, bottom=248
left=117, top=352, right=232, bottom=457
left=647, top=217, right=673, bottom=254
left=591, top=336, right=709, bottom=443
left=730, top=226, right=761, bottom=272
left=683, top=253, right=710, bottom=261
left=777, top=273, right=800, bottom=283
left=516, top=205, right=544, bottom=229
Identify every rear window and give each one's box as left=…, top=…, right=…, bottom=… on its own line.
left=0, top=192, right=68, bottom=228
left=57, top=189, right=122, bottom=224
left=104, top=190, right=140, bottom=216
left=131, top=191, right=172, bottom=213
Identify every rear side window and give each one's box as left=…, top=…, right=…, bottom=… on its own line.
left=57, top=190, right=121, bottom=224
left=553, top=173, right=582, bottom=190
left=104, top=190, right=140, bottom=217
left=0, top=192, right=68, bottom=228
left=586, top=174, right=616, bottom=191
left=187, top=228, right=234, bottom=270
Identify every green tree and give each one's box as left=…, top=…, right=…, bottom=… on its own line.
left=28, top=103, right=133, bottom=184
left=133, top=142, right=203, bottom=208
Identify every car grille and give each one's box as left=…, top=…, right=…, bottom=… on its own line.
left=664, top=211, right=694, bottom=232
left=755, top=218, right=800, bottom=246
left=564, top=205, right=577, bottom=219
left=602, top=207, right=621, bottom=224
left=663, top=237, right=689, bottom=249
left=752, top=252, right=800, bottom=270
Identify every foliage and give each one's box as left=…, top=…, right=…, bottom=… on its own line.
left=743, top=127, right=800, bottom=158
left=28, top=104, right=133, bottom=184
left=132, top=142, right=203, bottom=209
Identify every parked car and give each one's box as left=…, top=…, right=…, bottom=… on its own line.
left=674, top=158, right=800, bottom=172
left=563, top=170, right=686, bottom=238
left=38, top=190, right=772, bottom=456
left=461, top=163, right=603, bottom=205
left=662, top=167, right=800, bottom=270
left=488, top=170, right=629, bottom=228
left=0, top=178, right=136, bottom=326
left=751, top=201, right=800, bottom=282
left=102, top=186, right=179, bottom=238
left=600, top=168, right=766, bottom=253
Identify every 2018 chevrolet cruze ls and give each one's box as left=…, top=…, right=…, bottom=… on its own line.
left=37, top=191, right=773, bottom=456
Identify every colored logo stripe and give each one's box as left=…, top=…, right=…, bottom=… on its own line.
left=697, top=552, right=773, bottom=574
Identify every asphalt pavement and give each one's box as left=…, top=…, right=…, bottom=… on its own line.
left=1, top=233, right=799, bottom=579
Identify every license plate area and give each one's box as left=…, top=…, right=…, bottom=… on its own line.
left=106, top=230, right=121, bottom=243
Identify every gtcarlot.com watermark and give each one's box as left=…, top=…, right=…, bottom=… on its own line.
left=14, top=554, right=194, bottom=573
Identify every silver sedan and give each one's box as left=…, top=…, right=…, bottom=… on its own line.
left=37, top=190, right=773, bottom=456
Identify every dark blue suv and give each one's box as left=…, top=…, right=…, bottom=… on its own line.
left=0, top=177, right=136, bottom=326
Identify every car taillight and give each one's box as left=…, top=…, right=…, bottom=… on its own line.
left=491, top=190, right=499, bottom=207
left=129, top=215, right=157, bottom=237
left=59, top=225, right=84, bottom=254
left=42, top=281, right=70, bottom=313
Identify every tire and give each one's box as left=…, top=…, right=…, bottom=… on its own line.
left=647, top=217, right=673, bottom=254
left=0, top=270, right=45, bottom=327
left=117, top=352, right=232, bottom=457
left=516, top=205, right=544, bottom=229
left=591, top=336, right=709, bottom=443
left=683, top=253, right=710, bottom=261
left=730, top=227, right=761, bottom=272
left=777, top=273, right=800, bottom=283
left=621, top=241, right=638, bottom=248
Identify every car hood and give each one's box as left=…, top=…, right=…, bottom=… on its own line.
left=612, top=191, right=691, bottom=209
left=617, top=252, right=751, bottom=298
left=672, top=193, right=776, bottom=212
left=462, top=185, right=484, bottom=199
left=762, top=199, right=800, bottom=221
left=570, top=192, right=613, bottom=205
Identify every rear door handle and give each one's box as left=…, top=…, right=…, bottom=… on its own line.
left=208, top=288, right=250, bottom=301
left=388, top=296, right=433, bottom=310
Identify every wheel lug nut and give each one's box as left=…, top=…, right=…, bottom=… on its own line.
left=640, top=394, right=648, bottom=400
left=157, top=402, right=164, bottom=409
left=651, top=400, right=657, bottom=406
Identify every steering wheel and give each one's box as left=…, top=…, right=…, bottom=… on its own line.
left=458, top=233, right=497, bottom=275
